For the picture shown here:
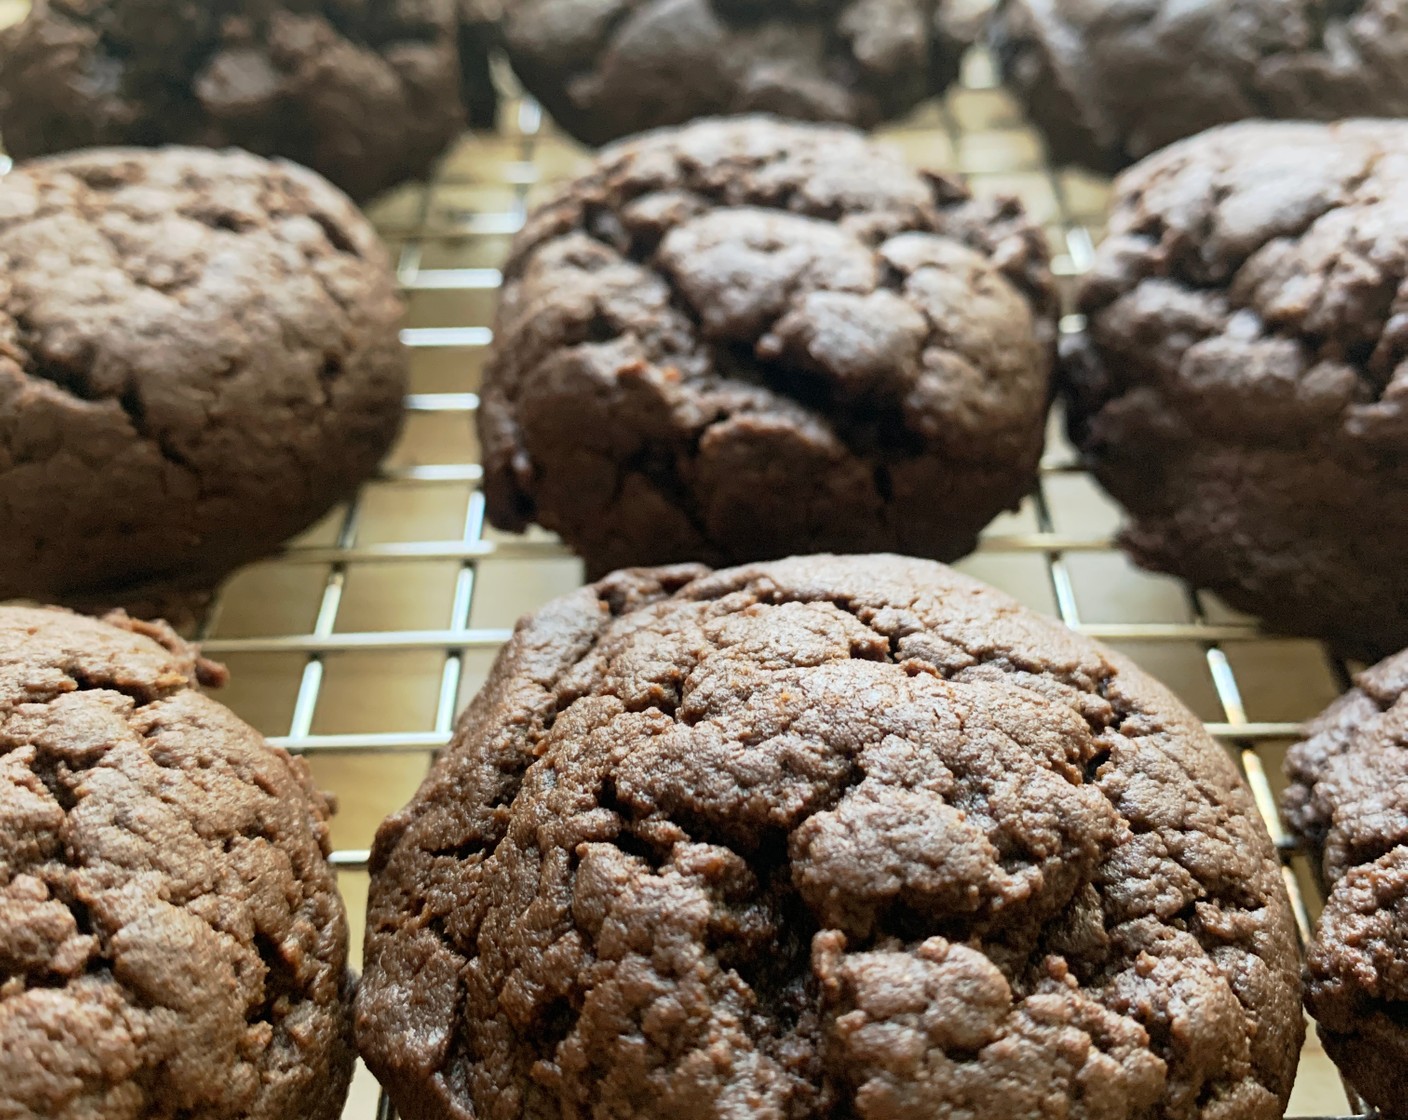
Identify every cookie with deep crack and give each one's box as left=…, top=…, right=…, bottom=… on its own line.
left=0, top=0, right=491, bottom=203
left=0, top=605, right=354, bottom=1120
left=992, top=0, right=1408, bottom=174
left=1064, top=120, right=1408, bottom=659
left=1283, top=651, right=1408, bottom=1120
left=501, top=0, right=971, bottom=146
left=0, top=146, right=406, bottom=615
left=358, top=553, right=1304, bottom=1120
left=479, top=116, right=1058, bottom=577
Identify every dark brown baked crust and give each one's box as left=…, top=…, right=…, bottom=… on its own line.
left=1282, top=651, right=1408, bottom=1119
left=992, top=0, right=1408, bottom=174
left=1064, top=120, right=1408, bottom=660
left=0, top=146, right=406, bottom=613
left=0, top=0, right=490, bottom=203
left=0, top=605, right=354, bottom=1120
left=479, top=116, right=1057, bottom=578
left=502, top=0, right=967, bottom=146
left=358, top=554, right=1303, bottom=1120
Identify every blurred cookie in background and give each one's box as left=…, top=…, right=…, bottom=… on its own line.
left=993, top=0, right=1408, bottom=173
left=0, top=0, right=495, bottom=202
left=502, top=0, right=977, bottom=146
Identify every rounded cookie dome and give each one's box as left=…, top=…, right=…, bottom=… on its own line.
left=0, top=606, right=354, bottom=1120
left=479, top=116, right=1058, bottom=578
left=1065, top=120, right=1408, bottom=659
left=0, top=0, right=488, bottom=203
left=358, top=554, right=1303, bottom=1120
left=0, top=146, right=406, bottom=614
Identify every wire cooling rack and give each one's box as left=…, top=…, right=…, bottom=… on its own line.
left=0, top=4, right=1369, bottom=1111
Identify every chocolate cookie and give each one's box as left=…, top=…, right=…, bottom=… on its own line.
left=0, top=146, right=406, bottom=615
left=358, top=554, right=1303, bottom=1120
left=480, top=116, right=1058, bottom=578
left=0, top=606, right=354, bottom=1120
left=992, top=0, right=1408, bottom=174
left=1282, top=651, right=1408, bottom=1119
left=502, top=0, right=969, bottom=146
left=0, top=0, right=492, bottom=203
left=1064, top=120, right=1408, bottom=659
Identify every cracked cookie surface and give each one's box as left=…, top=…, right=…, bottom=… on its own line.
left=0, top=146, right=406, bottom=614
left=502, top=0, right=970, bottom=146
left=479, top=116, right=1058, bottom=578
left=358, top=554, right=1302, bottom=1120
left=0, top=0, right=487, bottom=203
left=1283, top=650, right=1408, bottom=1119
left=992, top=0, right=1408, bottom=173
left=1064, top=120, right=1408, bottom=659
left=0, top=605, right=354, bottom=1120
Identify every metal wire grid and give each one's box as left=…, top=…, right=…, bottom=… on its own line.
left=197, top=94, right=1331, bottom=757
left=0, top=31, right=1362, bottom=1117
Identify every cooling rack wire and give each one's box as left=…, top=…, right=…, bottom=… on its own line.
left=0, top=4, right=1371, bottom=1113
